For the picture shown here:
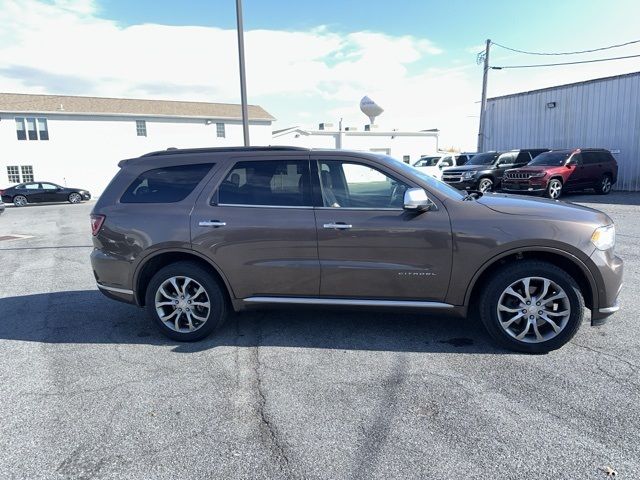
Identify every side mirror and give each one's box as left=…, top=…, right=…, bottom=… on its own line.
left=403, top=188, right=432, bottom=212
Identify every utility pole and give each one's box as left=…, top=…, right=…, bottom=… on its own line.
left=477, top=38, right=490, bottom=152
left=235, top=0, right=250, bottom=146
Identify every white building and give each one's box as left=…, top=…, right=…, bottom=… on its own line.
left=483, top=71, right=640, bottom=191
left=0, top=93, right=275, bottom=195
left=272, top=124, right=439, bottom=165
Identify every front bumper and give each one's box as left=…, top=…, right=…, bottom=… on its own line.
left=444, top=178, right=479, bottom=190
left=81, top=192, right=92, bottom=200
left=501, top=182, right=546, bottom=194
left=590, top=248, right=623, bottom=325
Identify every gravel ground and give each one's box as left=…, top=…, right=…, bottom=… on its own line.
left=0, top=193, right=638, bottom=480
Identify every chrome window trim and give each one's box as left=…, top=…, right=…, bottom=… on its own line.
left=243, top=296, right=454, bottom=309
left=216, top=203, right=314, bottom=209
left=314, top=206, right=404, bottom=212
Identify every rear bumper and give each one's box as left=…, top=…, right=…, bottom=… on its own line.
left=91, top=248, right=137, bottom=305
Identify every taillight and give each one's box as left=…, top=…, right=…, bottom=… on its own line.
left=90, top=214, right=105, bottom=236
left=0, top=190, right=4, bottom=195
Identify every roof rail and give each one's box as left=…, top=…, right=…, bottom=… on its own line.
left=141, top=146, right=309, bottom=157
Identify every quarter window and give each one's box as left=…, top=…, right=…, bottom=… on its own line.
left=21, top=165, right=34, bottom=182
left=136, top=120, right=147, bottom=137
left=318, top=161, right=409, bottom=209
left=121, top=163, right=214, bottom=203
left=218, top=160, right=312, bottom=207
left=216, top=122, right=226, bottom=138
left=7, top=166, right=20, bottom=183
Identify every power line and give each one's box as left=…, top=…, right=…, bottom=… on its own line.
left=491, top=39, right=640, bottom=56
left=491, top=53, right=640, bottom=70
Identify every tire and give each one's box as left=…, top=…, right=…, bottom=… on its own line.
left=478, top=177, right=494, bottom=193
left=545, top=178, right=563, bottom=199
left=145, top=261, right=228, bottom=341
left=479, top=260, right=585, bottom=353
left=68, top=192, right=83, bottom=204
left=596, top=174, right=612, bottom=195
left=13, top=195, right=28, bottom=207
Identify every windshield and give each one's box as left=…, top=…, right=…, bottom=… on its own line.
left=384, top=155, right=465, bottom=199
left=528, top=151, right=572, bottom=166
left=413, top=156, right=441, bottom=167
left=466, top=152, right=499, bottom=166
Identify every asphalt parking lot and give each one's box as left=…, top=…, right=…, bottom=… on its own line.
left=0, top=193, right=639, bottom=479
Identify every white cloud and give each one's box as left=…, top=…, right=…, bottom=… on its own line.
left=1, top=0, right=638, bottom=151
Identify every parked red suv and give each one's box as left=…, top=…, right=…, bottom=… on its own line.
left=502, top=148, right=618, bottom=199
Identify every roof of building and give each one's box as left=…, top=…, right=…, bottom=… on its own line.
left=488, top=70, right=640, bottom=102
left=0, top=92, right=275, bottom=121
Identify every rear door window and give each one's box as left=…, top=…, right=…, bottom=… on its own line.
left=121, top=163, right=214, bottom=203
left=217, top=160, right=312, bottom=207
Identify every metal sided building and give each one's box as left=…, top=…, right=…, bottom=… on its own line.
left=483, top=71, right=640, bottom=191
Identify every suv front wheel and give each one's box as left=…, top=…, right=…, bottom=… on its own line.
left=479, top=260, right=584, bottom=353
left=546, top=178, right=563, bottom=199
left=145, top=261, right=228, bottom=341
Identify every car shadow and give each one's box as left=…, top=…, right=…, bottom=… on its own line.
left=563, top=191, right=640, bottom=206
left=0, top=290, right=513, bottom=355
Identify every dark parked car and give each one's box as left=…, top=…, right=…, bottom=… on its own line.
left=502, top=148, right=618, bottom=199
left=1, top=182, right=91, bottom=207
left=442, top=149, right=549, bottom=192
left=91, top=146, right=622, bottom=353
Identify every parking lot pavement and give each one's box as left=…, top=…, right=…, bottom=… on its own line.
left=0, top=194, right=638, bottom=480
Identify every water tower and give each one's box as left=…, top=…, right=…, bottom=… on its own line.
left=360, top=96, right=384, bottom=125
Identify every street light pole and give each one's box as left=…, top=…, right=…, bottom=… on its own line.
left=477, top=38, right=490, bottom=153
left=235, top=0, right=250, bottom=146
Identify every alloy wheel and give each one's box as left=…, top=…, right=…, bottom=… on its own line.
left=13, top=195, right=27, bottom=207
left=496, top=276, right=571, bottom=343
left=601, top=176, right=612, bottom=193
left=478, top=178, right=493, bottom=192
left=548, top=180, right=562, bottom=199
left=69, top=193, right=82, bottom=203
left=155, top=276, right=211, bottom=333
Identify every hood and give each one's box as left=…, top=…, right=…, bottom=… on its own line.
left=477, top=192, right=611, bottom=224
left=445, top=164, right=494, bottom=173
left=507, top=165, right=566, bottom=173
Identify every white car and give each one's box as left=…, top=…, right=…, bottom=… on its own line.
left=413, top=153, right=474, bottom=180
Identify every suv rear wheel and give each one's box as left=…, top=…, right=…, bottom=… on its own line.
left=145, top=261, right=227, bottom=341
left=546, top=178, right=563, bottom=199
left=479, top=260, right=584, bottom=353
left=596, top=174, right=612, bottom=195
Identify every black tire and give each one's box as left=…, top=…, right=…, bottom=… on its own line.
left=596, top=174, right=612, bottom=195
left=68, top=192, right=82, bottom=204
left=545, top=178, right=563, bottom=199
left=145, top=261, right=228, bottom=341
left=13, top=195, right=28, bottom=207
left=478, top=177, right=494, bottom=192
left=479, top=260, right=585, bottom=353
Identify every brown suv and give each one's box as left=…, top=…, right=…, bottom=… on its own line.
left=90, top=147, right=622, bottom=353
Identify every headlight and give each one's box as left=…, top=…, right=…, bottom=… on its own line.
left=591, top=224, right=615, bottom=250
left=530, top=172, right=546, bottom=178
left=462, top=170, right=476, bottom=179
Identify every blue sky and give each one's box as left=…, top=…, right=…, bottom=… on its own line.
left=3, top=0, right=640, bottom=148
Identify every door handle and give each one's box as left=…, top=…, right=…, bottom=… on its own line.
left=199, top=220, right=226, bottom=227
left=323, top=222, right=352, bottom=230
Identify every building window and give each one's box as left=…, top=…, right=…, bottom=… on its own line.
left=15, top=117, right=49, bottom=141
left=136, top=120, right=147, bottom=137
left=7, top=166, right=20, bottom=183
left=37, top=118, right=49, bottom=140
left=216, top=122, right=226, bottom=138
left=21, top=166, right=34, bottom=182
left=402, top=155, right=411, bottom=164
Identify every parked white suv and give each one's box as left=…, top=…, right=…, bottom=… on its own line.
left=413, top=153, right=474, bottom=180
